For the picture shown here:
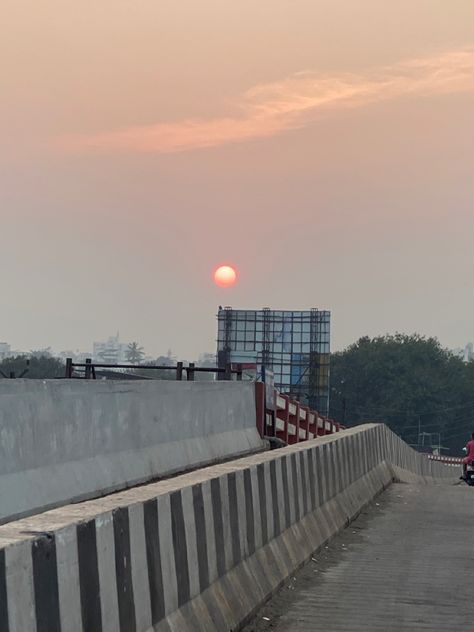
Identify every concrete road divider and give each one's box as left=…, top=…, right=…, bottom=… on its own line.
left=0, top=424, right=454, bottom=632
left=0, top=379, right=265, bottom=524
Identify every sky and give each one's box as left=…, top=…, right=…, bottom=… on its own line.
left=1, top=1, right=474, bottom=359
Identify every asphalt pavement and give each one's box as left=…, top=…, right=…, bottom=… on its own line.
left=243, top=480, right=473, bottom=631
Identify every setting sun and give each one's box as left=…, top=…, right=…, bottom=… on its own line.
left=214, top=265, right=237, bottom=288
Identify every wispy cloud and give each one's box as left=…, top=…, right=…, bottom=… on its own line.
left=59, top=48, right=474, bottom=154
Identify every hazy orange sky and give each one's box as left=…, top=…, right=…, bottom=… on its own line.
left=1, top=1, right=474, bottom=359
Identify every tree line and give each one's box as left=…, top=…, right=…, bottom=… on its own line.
left=329, top=334, right=474, bottom=454
left=0, top=344, right=217, bottom=381
left=2, top=334, right=472, bottom=454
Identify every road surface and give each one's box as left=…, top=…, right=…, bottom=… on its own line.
left=243, top=481, right=472, bottom=631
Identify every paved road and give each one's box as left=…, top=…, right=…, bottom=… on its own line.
left=243, top=482, right=474, bottom=631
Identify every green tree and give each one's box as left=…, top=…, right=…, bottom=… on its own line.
left=329, top=334, right=474, bottom=455
left=126, top=342, right=145, bottom=365
left=29, top=347, right=53, bottom=358
left=0, top=355, right=65, bottom=379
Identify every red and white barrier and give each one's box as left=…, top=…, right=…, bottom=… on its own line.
left=427, top=454, right=463, bottom=465
left=255, top=382, right=342, bottom=443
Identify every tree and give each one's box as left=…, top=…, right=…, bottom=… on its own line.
left=329, top=334, right=474, bottom=455
left=0, top=355, right=65, bottom=379
left=126, top=342, right=145, bottom=365
left=29, top=347, right=53, bottom=359
left=155, top=349, right=176, bottom=366
left=132, top=359, right=175, bottom=380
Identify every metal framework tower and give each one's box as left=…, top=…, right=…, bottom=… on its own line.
left=216, top=307, right=331, bottom=415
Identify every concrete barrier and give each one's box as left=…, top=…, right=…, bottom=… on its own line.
left=0, top=424, right=454, bottom=632
left=0, top=379, right=265, bottom=524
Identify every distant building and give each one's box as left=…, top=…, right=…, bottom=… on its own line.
left=453, top=343, right=474, bottom=362
left=464, top=343, right=474, bottom=362
left=93, top=334, right=129, bottom=363
left=155, top=350, right=176, bottom=366
left=217, top=307, right=331, bottom=415
left=0, top=342, right=11, bottom=360
left=57, top=350, right=90, bottom=363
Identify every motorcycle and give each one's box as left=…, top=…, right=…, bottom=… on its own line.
left=462, top=447, right=474, bottom=486
left=464, top=463, right=474, bottom=486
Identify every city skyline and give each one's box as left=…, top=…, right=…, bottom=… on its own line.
left=0, top=332, right=215, bottom=364
left=2, top=328, right=474, bottom=366
left=1, top=1, right=474, bottom=359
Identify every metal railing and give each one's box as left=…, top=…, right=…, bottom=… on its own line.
left=254, top=381, right=342, bottom=442
left=65, top=358, right=243, bottom=381
left=0, top=359, right=30, bottom=379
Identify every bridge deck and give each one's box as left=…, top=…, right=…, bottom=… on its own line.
left=244, top=481, right=472, bottom=631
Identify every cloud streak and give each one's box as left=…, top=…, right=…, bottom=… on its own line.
left=60, top=48, right=474, bottom=154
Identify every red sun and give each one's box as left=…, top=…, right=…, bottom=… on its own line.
left=214, top=265, right=237, bottom=288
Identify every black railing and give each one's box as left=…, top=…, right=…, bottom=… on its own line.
left=0, top=359, right=30, bottom=379
left=65, top=358, right=243, bottom=381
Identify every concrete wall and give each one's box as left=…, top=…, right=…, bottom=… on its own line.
left=0, top=424, right=455, bottom=632
left=0, top=379, right=264, bottom=523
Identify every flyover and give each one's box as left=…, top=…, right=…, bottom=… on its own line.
left=243, top=481, right=469, bottom=631
left=0, top=380, right=460, bottom=631
left=0, top=379, right=339, bottom=524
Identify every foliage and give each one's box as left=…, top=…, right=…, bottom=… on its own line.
left=131, top=355, right=175, bottom=380
left=126, top=342, right=145, bottom=364
left=155, top=352, right=175, bottom=366
left=329, top=334, right=474, bottom=454
left=29, top=347, right=53, bottom=359
left=0, top=355, right=65, bottom=379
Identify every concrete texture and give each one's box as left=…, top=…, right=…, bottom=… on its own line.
left=0, top=379, right=264, bottom=523
left=243, top=482, right=472, bottom=631
left=0, top=424, right=456, bottom=632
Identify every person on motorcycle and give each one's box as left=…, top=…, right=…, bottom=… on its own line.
left=461, top=432, right=474, bottom=479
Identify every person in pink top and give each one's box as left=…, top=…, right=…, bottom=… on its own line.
left=461, top=433, right=474, bottom=479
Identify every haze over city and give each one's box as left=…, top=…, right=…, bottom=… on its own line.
left=2, top=1, right=474, bottom=359
left=3, top=5, right=474, bottom=627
